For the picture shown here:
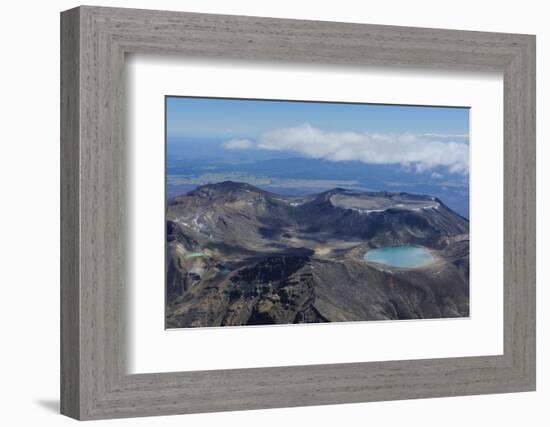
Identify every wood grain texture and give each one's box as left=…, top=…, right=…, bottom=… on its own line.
left=60, top=5, right=536, bottom=420
left=60, top=7, right=80, bottom=419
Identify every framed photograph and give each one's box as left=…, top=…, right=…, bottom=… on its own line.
left=61, top=6, right=536, bottom=420
left=164, top=97, right=471, bottom=329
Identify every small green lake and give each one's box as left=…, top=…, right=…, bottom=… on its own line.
left=364, top=246, right=433, bottom=268
left=186, top=252, right=205, bottom=259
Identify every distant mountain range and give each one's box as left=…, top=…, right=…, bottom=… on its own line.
left=166, top=181, right=469, bottom=328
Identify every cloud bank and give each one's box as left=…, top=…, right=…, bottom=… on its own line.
left=224, top=123, right=469, bottom=174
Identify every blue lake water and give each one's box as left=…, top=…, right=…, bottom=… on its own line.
left=364, top=246, right=434, bottom=268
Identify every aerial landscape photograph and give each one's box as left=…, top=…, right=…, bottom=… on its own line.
left=165, top=96, right=470, bottom=328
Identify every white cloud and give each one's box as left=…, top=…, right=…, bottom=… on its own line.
left=256, top=123, right=469, bottom=174
left=221, top=124, right=470, bottom=174
left=223, top=138, right=253, bottom=150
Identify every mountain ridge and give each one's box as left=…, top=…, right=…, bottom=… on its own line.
left=166, top=181, right=469, bottom=328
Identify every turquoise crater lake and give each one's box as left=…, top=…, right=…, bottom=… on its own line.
left=364, top=245, right=434, bottom=268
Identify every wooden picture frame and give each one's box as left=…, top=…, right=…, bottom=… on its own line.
left=60, top=5, right=536, bottom=420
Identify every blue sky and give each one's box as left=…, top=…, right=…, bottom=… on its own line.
left=166, top=96, right=470, bottom=175
left=166, top=96, right=469, bottom=139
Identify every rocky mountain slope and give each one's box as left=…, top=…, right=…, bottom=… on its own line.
left=166, top=181, right=469, bottom=328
